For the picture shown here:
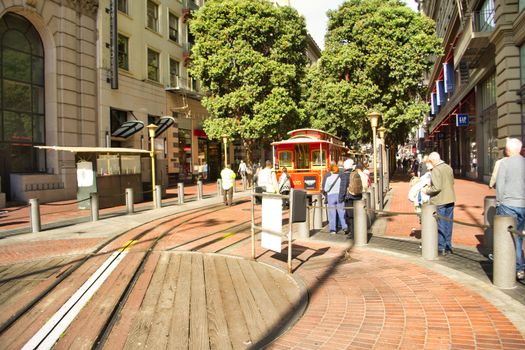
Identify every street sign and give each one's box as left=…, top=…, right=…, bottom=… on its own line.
left=456, top=114, right=469, bottom=126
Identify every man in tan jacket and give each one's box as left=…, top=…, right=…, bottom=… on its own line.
left=422, top=152, right=456, bottom=256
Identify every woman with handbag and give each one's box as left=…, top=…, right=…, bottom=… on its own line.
left=323, top=164, right=348, bottom=234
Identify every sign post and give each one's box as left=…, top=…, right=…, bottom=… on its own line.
left=456, top=114, right=469, bottom=126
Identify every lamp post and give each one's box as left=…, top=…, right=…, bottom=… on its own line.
left=377, top=126, right=387, bottom=209
left=368, top=112, right=381, bottom=188
left=222, top=134, right=228, bottom=168
left=147, top=124, right=158, bottom=205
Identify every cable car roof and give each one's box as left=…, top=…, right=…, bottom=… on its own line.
left=287, top=128, right=341, bottom=140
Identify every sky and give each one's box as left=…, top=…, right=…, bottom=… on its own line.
left=289, top=0, right=419, bottom=49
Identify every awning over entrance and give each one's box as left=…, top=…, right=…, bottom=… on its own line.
left=35, top=146, right=150, bottom=154
left=154, top=116, right=175, bottom=138
left=111, top=120, right=145, bottom=138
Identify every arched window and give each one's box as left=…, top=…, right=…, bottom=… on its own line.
left=0, top=13, right=45, bottom=174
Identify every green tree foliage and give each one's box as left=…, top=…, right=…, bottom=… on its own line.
left=190, top=0, right=308, bottom=164
left=304, top=0, right=441, bottom=145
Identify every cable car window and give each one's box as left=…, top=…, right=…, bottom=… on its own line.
left=294, top=144, right=309, bottom=169
left=312, top=150, right=327, bottom=167
left=278, top=151, right=292, bottom=168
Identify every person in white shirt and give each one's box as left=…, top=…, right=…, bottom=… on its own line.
left=257, top=160, right=278, bottom=193
left=238, top=160, right=247, bottom=187
left=220, top=164, right=236, bottom=206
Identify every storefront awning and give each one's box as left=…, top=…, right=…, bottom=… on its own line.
left=111, top=120, right=144, bottom=138
left=155, top=116, right=175, bottom=138
left=35, top=146, right=150, bottom=154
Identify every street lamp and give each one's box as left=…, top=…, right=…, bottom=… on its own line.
left=147, top=124, right=158, bottom=205
left=222, top=134, right=228, bottom=168
left=368, top=112, right=381, bottom=189
left=377, top=126, right=387, bottom=205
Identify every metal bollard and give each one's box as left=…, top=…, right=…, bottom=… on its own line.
left=233, top=179, right=237, bottom=193
left=421, top=204, right=437, bottom=260
left=483, top=196, right=497, bottom=254
left=155, top=185, right=162, bottom=208
left=29, top=198, right=41, bottom=233
left=177, top=182, right=184, bottom=204
left=90, top=192, right=99, bottom=221
left=493, top=215, right=517, bottom=289
left=353, top=200, right=367, bottom=247
left=243, top=178, right=247, bottom=191
left=217, top=179, right=223, bottom=197
left=125, top=188, right=134, bottom=214
left=197, top=180, right=203, bottom=201
left=312, top=194, right=323, bottom=230
left=364, top=190, right=374, bottom=225
left=296, top=202, right=310, bottom=239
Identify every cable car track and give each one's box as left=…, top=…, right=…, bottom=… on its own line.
left=0, top=199, right=257, bottom=349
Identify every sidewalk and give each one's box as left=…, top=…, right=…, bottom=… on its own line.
left=0, top=179, right=245, bottom=234
left=383, top=173, right=494, bottom=248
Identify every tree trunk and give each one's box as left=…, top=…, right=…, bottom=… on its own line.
left=243, top=138, right=254, bottom=167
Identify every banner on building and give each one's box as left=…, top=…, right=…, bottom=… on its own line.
left=431, top=92, right=437, bottom=115
left=436, top=80, right=445, bottom=106
left=443, top=62, right=454, bottom=93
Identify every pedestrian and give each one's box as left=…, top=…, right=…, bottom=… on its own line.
left=489, top=150, right=508, bottom=189
left=252, top=161, right=260, bottom=187
left=411, top=157, right=419, bottom=175
left=220, top=164, right=236, bottom=206
left=408, top=161, right=432, bottom=219
left=418, top=155, right=429, bottom=177
left=355, top=164, right=369, bottom=193
left=323, top=163, right=348, bottom=235
left=422, top=152, right=456, bottom=256
left=278, top=167, right=292, bottom=209
left=202, top=161, right=208, bottom=181
left=238, top=160, right=247, bottom=187
left=339, top=159, right=362, bottom=233
left=495, top=138, right=525, bottom=280
left=257, top=160, right=278, bottom=193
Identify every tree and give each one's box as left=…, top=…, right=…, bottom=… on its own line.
left=189, top=0, right=308, bottom=165
left=304, top=0, right=441, bottom=145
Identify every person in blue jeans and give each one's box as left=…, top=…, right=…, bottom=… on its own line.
left=495, top=138, right=525, bottom=280
left=422, top=152, right=456, bottom=256
left=323, top=164, right=347, bottom=234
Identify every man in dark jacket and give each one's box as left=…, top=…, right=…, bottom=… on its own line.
left=339, top=159, right=360, bottom=233
left=423, top=152, right=456, bottom=256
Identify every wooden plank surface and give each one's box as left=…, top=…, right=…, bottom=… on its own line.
left=124, top=253, right=170, bottom=349
left=168, top=253, right=192, bottom=349
left=189, top=254, right=209, bottom=350
left=203, top=255, right=232, bottom=350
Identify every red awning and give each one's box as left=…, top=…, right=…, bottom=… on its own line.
left=193, top=129, right=207, bottom=138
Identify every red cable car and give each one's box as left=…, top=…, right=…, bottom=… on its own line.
left=272, top=129, right=348, bottom=193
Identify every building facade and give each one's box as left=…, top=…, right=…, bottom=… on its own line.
left=422, top=0, right=525, bottom=182
left=0, top=0, right=99, bottom=203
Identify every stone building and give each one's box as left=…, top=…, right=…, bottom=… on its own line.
left=422, top=0, right=525, bottom=182
left=0, top=0, right=99, bottom=203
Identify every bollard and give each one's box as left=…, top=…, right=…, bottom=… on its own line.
left=125, top=188, right=134, bottom=214
left=312, top=194, right=323, bottom=230
left=90, top=192, right=99, bottom=221
left=353, top=200, right=367, bottom=247
left=233, top=179, right=237, bottom=193
left=197, top=180, right=203, bottom=201
left=483, top=196, right=497, bottom=254
left=368, top=187, right=376, bottom=222
left=243, top=178, right=247, bottom=191
left=421, top=204, right=437, bottom=260
left=177, top=182, right=184, bottom=204
left=296, top=204, right=310, bottom=239
left=155, top=185, right=162, bottom=208
left=363, top=190, right=374, bottom=226
left=321, top=197, right=327, bottom=224
left=217, top=179, right=222, bottom=197
left=493, top=215, right=517, bottom=289
left=29, top=198, right=41, bottom=233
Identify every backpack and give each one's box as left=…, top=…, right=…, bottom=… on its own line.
left=347, top=171, right=363, bottom=196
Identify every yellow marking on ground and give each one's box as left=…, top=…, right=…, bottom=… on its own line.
left=120, top=240, right=137, bottom=251
left=222, top=232, right=235, bottom=239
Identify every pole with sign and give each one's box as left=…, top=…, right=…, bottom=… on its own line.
left=456, top=114, right=469, bottom=126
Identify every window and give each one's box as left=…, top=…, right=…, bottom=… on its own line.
left=169, top=13, right=179, bottom=42
left=170, top=58, right=179, bottom=87
left=110, top=109, right=128, bottom=134
left=0, top=13, right=46, bottom=174
left=311, top=150, right=327, bottom=167
left=520, top=0, right=525, bottom=12
left=480, top=73, right=496, bottom=111
left=146, top=1, right=158, bottom=32
left=117, top=34, right=129, bottom=70
left=278, top=151, right=293, bottom=168
left=117, top=0, right=128, bottom=14
left=477, top=0, right=495, bottom=32
left=520, top=45, right=525, bottom=87
left=147, top=49, right=159, bottom=81
left=294, top=144, right=309, bottom=169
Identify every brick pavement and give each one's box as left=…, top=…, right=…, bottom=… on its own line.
left=0, top=179, right=244, bottom=233
left=384, top=173, right=494, bottom=248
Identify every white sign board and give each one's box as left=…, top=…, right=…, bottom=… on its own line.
left=261, top=197, right=283, bottom=252
left=76, top=161, right=93, bottom=187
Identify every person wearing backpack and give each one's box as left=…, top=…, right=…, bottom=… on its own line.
left=323, top=163, right=348, bottom=235
left=339, top=159, right=362, bottom=233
